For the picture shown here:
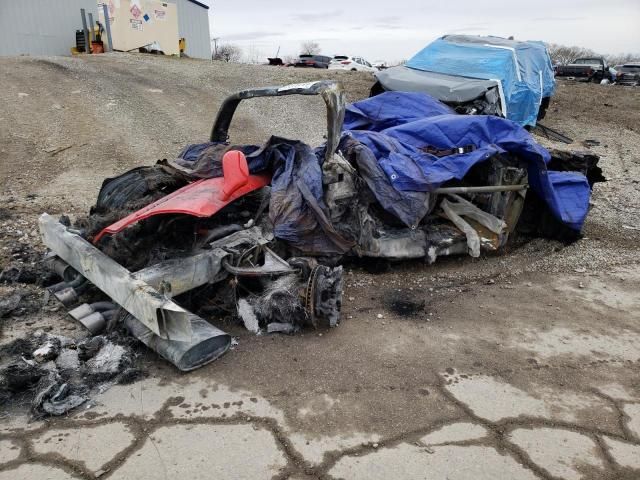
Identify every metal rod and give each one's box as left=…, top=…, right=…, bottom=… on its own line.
left=80, top=8, right=89, bottom=54
left=434, top=184, right=528, bottom=194
left=102, top=3, right=113, bottom=52
left=534, top=123, right=573, bottom=144
left=87, top=12, right=95, bottom=42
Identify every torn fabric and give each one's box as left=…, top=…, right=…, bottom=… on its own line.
left=343, top=92, right=591, bottom=231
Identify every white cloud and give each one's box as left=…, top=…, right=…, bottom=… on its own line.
left=202, top=0, right=640, bottom=62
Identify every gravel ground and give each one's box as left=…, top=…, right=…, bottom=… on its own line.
left=0, top=53, right=371, bottom=214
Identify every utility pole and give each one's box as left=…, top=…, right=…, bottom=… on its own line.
left=212, top=37, right=220, bottom=58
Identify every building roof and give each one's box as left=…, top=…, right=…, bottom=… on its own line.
left=186, top=0, right=209, bottom=9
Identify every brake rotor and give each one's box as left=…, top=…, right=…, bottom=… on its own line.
left=304, top=265, right=343, bottom=328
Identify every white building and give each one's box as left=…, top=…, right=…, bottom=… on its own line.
left=0, top=0, right=99, bottom=56
left=0, top=0, right=212, bottom=60
left=174, top=0, right=212, bottom=59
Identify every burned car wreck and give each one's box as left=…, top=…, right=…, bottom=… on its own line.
left=39, top=80, right=602, bottom=373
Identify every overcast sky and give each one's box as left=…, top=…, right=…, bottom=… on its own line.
left=201, top=0, right=639, bottom=62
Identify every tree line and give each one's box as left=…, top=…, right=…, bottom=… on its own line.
left=212, top=39, right=639, bottom=67
left=546, top=43, right=639, bottom=66
left=212, top=40, right=321, bottom=63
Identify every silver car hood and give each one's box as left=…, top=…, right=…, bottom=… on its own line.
left=375, top=66, right=499, bottom=104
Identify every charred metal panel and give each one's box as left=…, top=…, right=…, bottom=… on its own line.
left=40, top=214, right=195, bottom=341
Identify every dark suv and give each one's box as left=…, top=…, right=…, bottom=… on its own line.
left=616, top=64, right=640, bottom=86
left=294, top=54, right=331, bottom=69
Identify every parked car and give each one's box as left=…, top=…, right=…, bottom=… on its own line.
left=294, top=54, right=331, bottom=68
left=371, top=35, right=555, bottom=127
left=555, top=57, right=610, bottom=83
left=615, top=63, right=640, bottom=86
left=328, top=55, right=377, bottom=72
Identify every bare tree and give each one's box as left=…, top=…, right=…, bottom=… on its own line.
left=545, top=43, right=640, bottom=67
left=300, top=41, right=321, bottom=56
left=546, top=43, right=597, bottom=65
left=606, top=52, right=640, bottom=66
left=213, top=43, right=242, bottom=62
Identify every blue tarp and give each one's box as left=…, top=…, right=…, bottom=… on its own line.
left=175, top=92, right=590, bottom=254
left=343, top=92, right=590, bottom=231
left=406, top=36, right=555, bottom=126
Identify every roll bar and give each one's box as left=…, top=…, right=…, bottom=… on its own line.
left=210, top=80, right=346, bottom=164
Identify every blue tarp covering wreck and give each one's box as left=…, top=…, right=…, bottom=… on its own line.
left=175, top=91, right=591, bottom=254
left=405, top=35, right=555, bottom=127
left=343, top=92, right=590, bottom=231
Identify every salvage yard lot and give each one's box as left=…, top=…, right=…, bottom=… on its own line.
left=1, top=53, right=640, bottom=480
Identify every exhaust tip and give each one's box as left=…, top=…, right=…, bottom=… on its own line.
left=54, top=287, right=79, bottom=306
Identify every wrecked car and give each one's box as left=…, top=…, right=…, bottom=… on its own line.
left=615, top=63, right=640, bottom=86
left=371, top=35, right=556, bottom=126
left=555, top=57, right=611, bottom=83
left=38, top=80, right=601, bottom=375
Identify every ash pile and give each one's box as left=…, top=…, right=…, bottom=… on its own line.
left=0, top=326, right=144, bottom=418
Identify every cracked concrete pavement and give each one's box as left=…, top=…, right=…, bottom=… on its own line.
left=1, top=55, right=640, bottom=479
left=1, top=267, right=639, bottom=480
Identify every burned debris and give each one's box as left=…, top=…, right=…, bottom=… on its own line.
left=33, top=80, right=602, bottom=386
left=0, top=330, right=143, bottom=417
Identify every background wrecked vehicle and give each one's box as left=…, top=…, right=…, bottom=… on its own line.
left=615, top=63, right=640, bottom=86
left=371, top=35, right=556, bottom=126
left=555, top=57, right=611, bottom=83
